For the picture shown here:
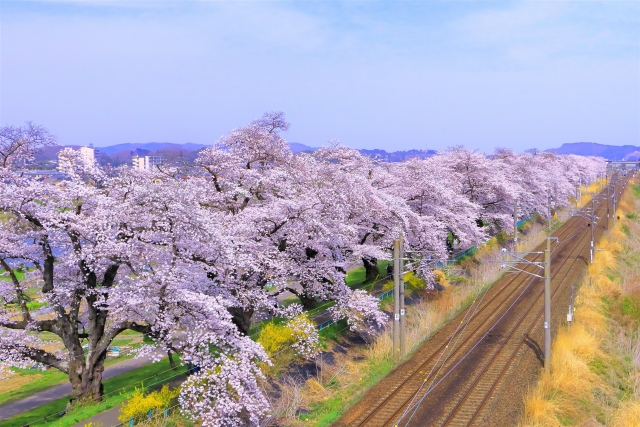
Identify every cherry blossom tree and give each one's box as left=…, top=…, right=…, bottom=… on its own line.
left=386, top=157, right=485, bottom=251
left=0, top=122, right=56, bottom=168
left=435, top=147, right=521, bottom=234
left=0, top=156, right=271, bottom=425
left=313, top=144, right=448, bottom=282
left=194, top=115, right=387, bottom=334
left=0, top=118, right=608, bottom=426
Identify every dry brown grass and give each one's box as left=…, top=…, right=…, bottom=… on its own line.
left=520, top=179, right=640, bottom=427
left=610, top=401, right=640, bottom=427
left=0, top=372, right=43, bottom=394
left=575, top=177, right=606, bottom=210
left=265, top=204, right=570, bottom=425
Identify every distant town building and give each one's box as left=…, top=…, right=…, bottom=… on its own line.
left=58, top=145, right=99, bottom=166
left=132, top=155, right=166, bottom=171
left=131, top=155, right=144, bottom=170
left=79, top=147, right=95, bottom=164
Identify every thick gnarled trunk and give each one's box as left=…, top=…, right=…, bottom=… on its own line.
left=229, top=306, right=254, bottom=336
left=362, top=257, right=379, bottom=282
left=68, top=350, right=108, bottom=402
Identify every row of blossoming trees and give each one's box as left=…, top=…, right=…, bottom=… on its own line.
left=0, top=114, right=605, bottom=426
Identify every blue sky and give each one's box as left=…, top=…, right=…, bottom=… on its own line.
left=1, top=0, right=639, bottom=152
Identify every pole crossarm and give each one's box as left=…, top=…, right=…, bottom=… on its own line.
left=501, top=264, right=544, bottom=278
left=504, top=251, right=545, bottom=266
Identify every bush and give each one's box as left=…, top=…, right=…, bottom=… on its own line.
left=404, top=272, right=426, bottom=290
left=257, top=321, right=294, bottom=355
left=380, top=272, right=426, bottom=291
left=257, top=314, right=320, bottom=357
left=118, top=385, right=179, bottom=422
left=26, top=301, right=46, bottom=310
left=431, top=270, right=447, bottom=287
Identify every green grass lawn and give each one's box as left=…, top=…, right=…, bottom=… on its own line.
left=345, top=266, right=366, bottom=287
left=2, top=356, right=186, bottom=427
left=0, top=268, right=27, bottom=282
left=2, top=261, right=391, bottom=426
left=0, top=332, right=144, bottom=406
left=0, top=368, right=68, bottom=407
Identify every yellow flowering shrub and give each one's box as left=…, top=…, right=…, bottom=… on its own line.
left=257, top=321, right=294, bottom=355
left=431, top=270, right=447, bottom=287
left=118, top=385, right=179, bottom=422
left=257, top=313, right=320, bottom=357
left=405, top=272, right=427, bottom=290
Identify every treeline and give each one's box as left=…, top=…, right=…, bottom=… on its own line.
left=0, top=115, right=605, bottom=426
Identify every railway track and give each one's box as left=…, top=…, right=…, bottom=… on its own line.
left=336, top=180, right=624, bottom=427
left=435, top=200, right=608, bottom=427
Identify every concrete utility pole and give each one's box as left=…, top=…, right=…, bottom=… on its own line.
left=547, top=193, right=552, bottom=232
left=393, top=238, right=400, bottom=363
left=590, top=201, right=596, bottom=264
left=613, top=189, right=617, bottom=229
left=607, top=182, right=611, bottom=229
left=513, top=200, right=518, bottom=251
left=568, top=285, right=575, bottom=331
left=544, top=238, right=552, bottom=373
left=399, top=233, right=406, bottom=357
left=578, top=177, right=582, bottom=206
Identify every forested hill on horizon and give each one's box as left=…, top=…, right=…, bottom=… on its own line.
left=37, top=142, right=438, bottom=167
left=546, top=142, right=640, bottom=160
left=31, top=141, right=640, bottom=169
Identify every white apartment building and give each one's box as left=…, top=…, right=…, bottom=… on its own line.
left=132, top=155, right=166, bottom=171
left=79, top=147, right=95, bottom=164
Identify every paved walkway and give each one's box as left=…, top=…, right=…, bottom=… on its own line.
left=0, top=353, right=161, bottom=422
left=71, top=375, right=186, bottom=427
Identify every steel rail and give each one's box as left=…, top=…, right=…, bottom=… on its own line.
left=437, top=197, right=610, bottom=427
left=445, top=178, right=629, bottom=427
left=349, top=207, right=589, bottom=426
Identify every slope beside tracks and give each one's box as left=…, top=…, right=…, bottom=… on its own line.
left=335, top=178, right=626, bottom=427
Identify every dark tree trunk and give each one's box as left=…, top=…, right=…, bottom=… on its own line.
left=229, top=306, right=254, bottom=335
left=297, top=293, right=319, bottom=310
left=168, top=350, right=176, bottom=369
left=68, top=350, right=108, bottom=402
left=362, top=257, right=379, bottom=282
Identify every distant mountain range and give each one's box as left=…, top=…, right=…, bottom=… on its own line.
left=546, top=143, right=640, bottom=161
left=34, top=141, right=636, bottom=170
left=97, top=142, right=208, bottom=155
left=358, top=148, right=437, bottom=161
left=288, top=143, right=436, bottom=161
left=32, top=141, right=435, bottom=167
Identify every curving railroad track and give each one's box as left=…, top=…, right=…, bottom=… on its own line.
left=335, top=178, right=627, bottom=427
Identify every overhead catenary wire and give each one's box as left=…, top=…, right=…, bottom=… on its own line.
left=397, top=270, right=542, bottom=427
left=395, top=272, right=495, bottom=423
left=394, top=181, right=618, bottom=427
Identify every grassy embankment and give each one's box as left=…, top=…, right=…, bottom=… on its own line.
left=0, top=262, right=379, bottom=427
left=520, top=179, right=640, bottom=427
left=2, top=356, right=186, bottom=427
left=0, top=330, right=145, bottom=406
